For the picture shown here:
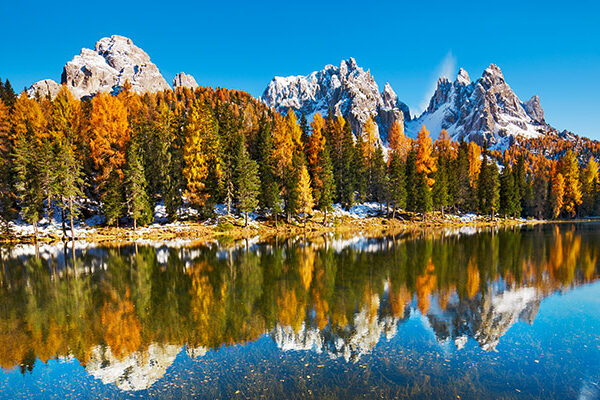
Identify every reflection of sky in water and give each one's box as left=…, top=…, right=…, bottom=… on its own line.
left=0, top=224, right=599, bottom=399
left=1, top=282, right=598, bottom=399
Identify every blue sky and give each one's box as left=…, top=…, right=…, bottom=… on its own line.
left=1, top=0, right=598, bottom=140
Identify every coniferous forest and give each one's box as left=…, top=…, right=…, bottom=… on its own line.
left=0, top=78, right=599, bottom=235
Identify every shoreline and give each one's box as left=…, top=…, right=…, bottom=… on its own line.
left=0, top=211, right=554, bottom=246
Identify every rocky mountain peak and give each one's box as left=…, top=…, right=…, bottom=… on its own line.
left=27, top=79, right=61, bottom=99
left=27, top=35, right=171, bottom=99
left=456, top=68, right=471, bottom=85
left=262, top=58, right=410, bottom=140
left=408, top=63, right=549, bottom=148
left=173, top=72, right=199, bottom=90
left=524, top=95, right=545, bottom=124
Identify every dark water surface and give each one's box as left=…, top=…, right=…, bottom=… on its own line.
left=0, top=223, right=599, bottom=399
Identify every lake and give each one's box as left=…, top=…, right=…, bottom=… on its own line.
left=0, top=223, right=599, bottom=399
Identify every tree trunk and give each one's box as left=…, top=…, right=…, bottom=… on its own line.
left=69, top=197, right=75, bottom=239
left=441, top=205, right=445, bottom=218
left=244, top=211, right=248, bottom=227
left=393, top=205, right=396, bottom=219
left=61, top=207, right=67, bottom=239
left=133, top=217, right=137, bottom=231
left=322, top=207, right=327, bottom=225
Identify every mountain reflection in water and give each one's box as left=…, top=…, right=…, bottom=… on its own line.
left=0, top=224, right=598, bottom=396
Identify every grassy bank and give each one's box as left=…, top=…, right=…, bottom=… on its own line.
left=0, top=210, right=545, bottom=246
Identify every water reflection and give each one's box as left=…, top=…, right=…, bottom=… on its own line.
left=0, top=224, right=598, bottom=393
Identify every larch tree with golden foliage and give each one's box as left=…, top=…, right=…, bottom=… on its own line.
left=183, top=101, right=221, bottom=211
left=89, top=93, right=130, bottom=225
left=297, top=165, right=314, bottom=226
left=414, top=125, right=437, bottom=214
left=560, top=149, right=582, bottom=217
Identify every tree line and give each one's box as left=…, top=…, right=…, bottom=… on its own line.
left=0, top=78, right=599, bottom=236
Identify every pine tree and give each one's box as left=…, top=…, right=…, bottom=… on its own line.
left=477, top=147, right=500, bottom=218
left=234, top=139, right=260, bottom=227
left=531, top=157, right=550, bottom=219
left=370, top=146, right=388, bottom=211
left=13, top=131, right=44, bottom=240
left=453, top=140, right=473, bottom=212
left=307, top=113, right=335, bottom=223
left=500, top=166, right=520, bottom=218
left=405, top=150, right=417, bottom=212
left=387, top=152, right=406, bottom=218
left=125, top=139, right=153, bottom=230
left=54, top=137, right=84, bottom=237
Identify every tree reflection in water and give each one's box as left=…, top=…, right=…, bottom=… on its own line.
left=0, top=223, right=598, bottom=392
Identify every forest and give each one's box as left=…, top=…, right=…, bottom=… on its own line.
left=0, top=78, right=599, bottom=235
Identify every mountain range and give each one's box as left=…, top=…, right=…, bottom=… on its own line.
left=28, top=35, right=558, bottom=148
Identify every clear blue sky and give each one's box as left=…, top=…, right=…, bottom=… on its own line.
left=1, top=0, right=598, bottom=140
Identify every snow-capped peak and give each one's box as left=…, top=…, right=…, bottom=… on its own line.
left=261, top=58, right=411, bottom=141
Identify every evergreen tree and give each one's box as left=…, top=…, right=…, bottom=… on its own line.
left=453, top=140, right=473, bottom=212
left=387, top=153, right=406, bottom=218
left=54, top=137, right=84, bottom=236
left=500, top=166, right=520, bottom=218
left=104, top=170, right=125, bottom=226
left=125, top=139, right=153, bottom=230
left=353, top=133, right=367, bottom=203
left=477, top=148, right=500, bottom=218
left=370, top=146, right=388, bottom=211
left=235, top=138, right=260, bottom=227
left=531, top=157, right=550, bottom=219
left=405, top=150, right=417, bottom=212
left=432, top=155, right=450, bottom=216
left=415, top=173, right=433, bottom=215
left=256, top=116, right=278, bottom=210
left=13, top=131, right=44, bottom=240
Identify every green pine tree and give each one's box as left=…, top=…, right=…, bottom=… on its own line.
left=405, top=150, right=417, bottom=212
left=387, top=153, right=406, bottom=218
left=13, top=131, right=44, bottom=240
left=235, top=138, right=261, bottom=227
left=54, top=137, right=84, bottom=237
left=125, top=139, right=153, bottom=230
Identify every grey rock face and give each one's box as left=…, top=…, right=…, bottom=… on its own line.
left=524, top=95, right=545, bottom=124
left=61, top=35, right=170, bottom=98
left=261, top=58, right=410, bottom=141
left=408, top=64, right=548, bottom=148
left=27, top=79, right=61, bottom=99
left=173, top=72, right=199, bottom=89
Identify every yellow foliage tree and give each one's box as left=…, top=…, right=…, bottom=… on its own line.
left=11, top=93, right=47, bottom=143
left=89, top=93, right=130, bottom=186
left=560, top=149, right=582, bottom=217
left=362, top=115, right=378, bottom=160
left=550, top=170, right=565, bottom=218
left=416, top=125, right=437, bottom=187
left=50, top=85, right=81, bottom=143
left=297, top=165, right=314, bottom=224
left=387, top=120, right=411, bottom=161
left=183, top=101, right=220, bottom=207
left=467, top=141, right=482, bottom=188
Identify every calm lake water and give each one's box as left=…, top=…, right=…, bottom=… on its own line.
left=0, top=223, right=599, bottom=399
